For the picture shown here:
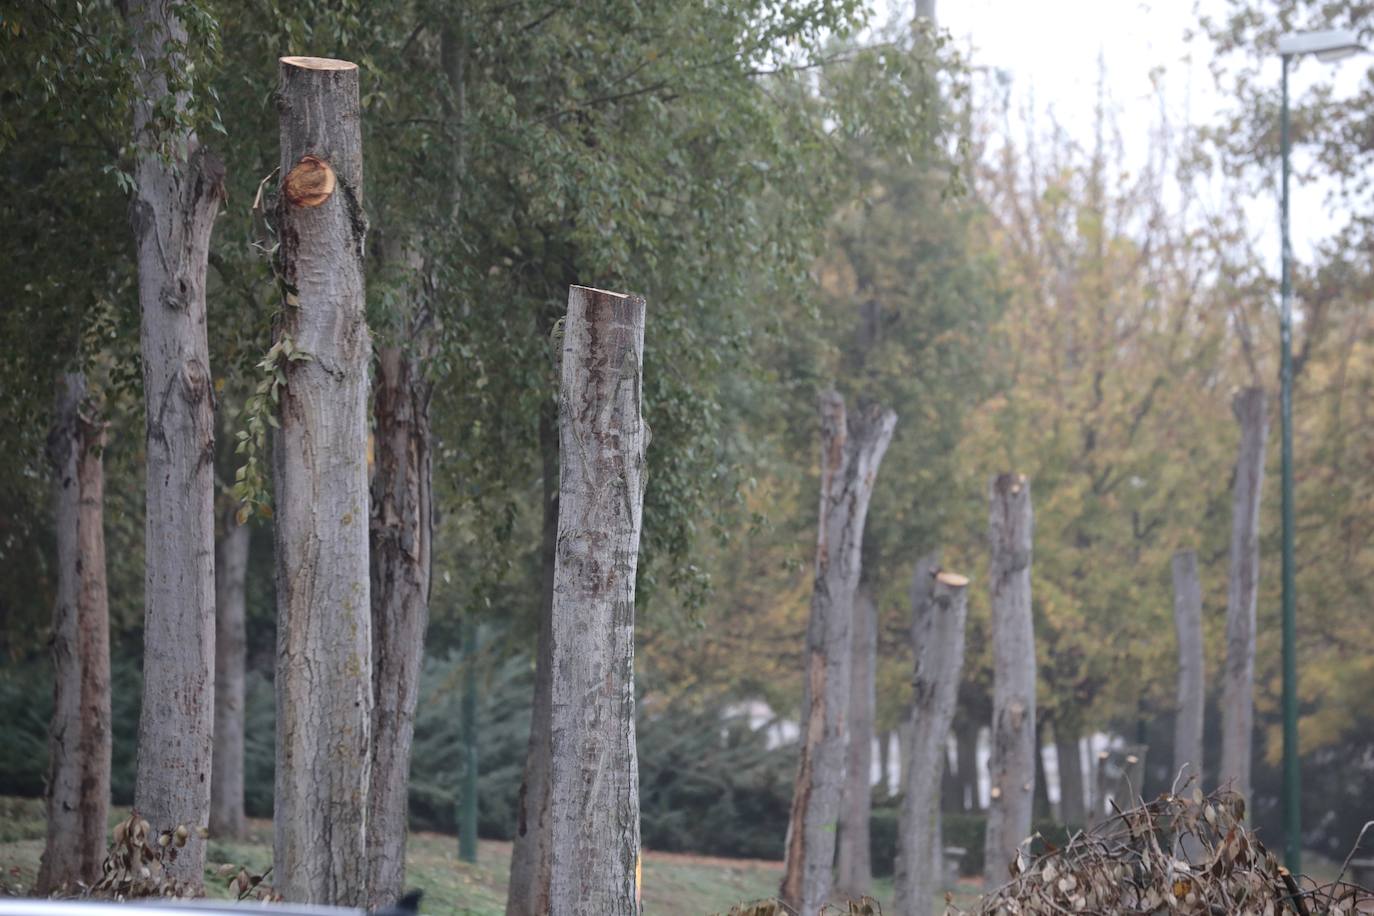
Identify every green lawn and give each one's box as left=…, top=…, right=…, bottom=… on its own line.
left=0, top=796, right=978, bottom=913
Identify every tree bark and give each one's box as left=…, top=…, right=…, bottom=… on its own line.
left=895, top=566, right=969, bottom=916
left=124, top=0, right=223, bottom=885
left=983, top=473, right=1036, bottom=886
left=915, top=0, right=937, bottom=23
left=1054, top=726, right=1085, bottom=827
left=37, top=373, right=111, bottom=894
left=506, top=366, right=560, bottom=916
left=546, top=286, right=648, bottom=916
left=836, top=585, right=877, bottom=898
left=955, top=720, right=979, bottom=811
left=780, top=392, right=897, bottom=916
left=210, top=505, right=250, bottom=840
left=272, top=56, right=373, bottom=906
left=1221, top=387, right=1267, bottom=806
left=1172, top=549, right=1205, bottom=790
left=366, top=282, right=435, bottom=907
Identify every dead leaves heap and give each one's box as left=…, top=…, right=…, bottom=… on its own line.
left=948, top=787, right=1373, bottom=915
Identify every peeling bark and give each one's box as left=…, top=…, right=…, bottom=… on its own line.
left=1221, top=388, right=1267, bottom=806
left=210, top=505, right=249, bottom=839
left=983, top=473, right=1036, bottom=885
left=546, top=286, right=648, bottom=916
left=37, top=373, right=111, bottom=893
left=1172, top=549, right=1205, bottom=792
left=123, top=0, right=223, bottom=886
left=272, top=56, right=373, bottom=906
left=366, top=259, right=434, bottom=907
left=895, top=562, right=969, bottom=916
left=836, top=585, right=877, bottom=898
left=780, top=392, right=896, bottom=916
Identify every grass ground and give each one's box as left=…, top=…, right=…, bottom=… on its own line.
left=0, top=796, right=980, bottom=914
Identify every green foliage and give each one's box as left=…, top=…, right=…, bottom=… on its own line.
left=638, top=703, right=798, bottom=860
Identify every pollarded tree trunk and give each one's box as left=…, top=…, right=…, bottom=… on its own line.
left=780, top=392, right=897, bottom=916
left=272, top=56, right=373, bottom=907
left=836, top=585, right=878, bottom=898
left=546, top=286, right=648, bottom=916
left=983, top=473, right=1036, bottom=886
left=210, top=505, right=250, bottom=840
left=895, top=563, right=969, bottom=916
left=37, top=373, right=112, bottom=894
left=366, top=310, right=435, bottom=906
left=506, top=367, right=560, bottom=916
left=1172, top=549, right=1205, bottom=790
left=1221, top=387, right=1267, bottom=806
left=124, top=0, right=223, bottom=884
left=1054, top=725, right=1085, bottom=827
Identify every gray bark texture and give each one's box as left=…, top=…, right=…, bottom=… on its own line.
left=210, top=506, right=250, bottom=840
left=272, top=56, right=373, bottom=906
left=366, top=267, right=435, bottom=908
left=916, top=0, right=937, bottom=22
left=836, top=586, right=878, bottom=898
left=1172, top=549, right=1205, bottom=790
left=506, top=348, right=561, bottom=916
left=780, top=392, right=896, bottom=916
left=895, top=563, right=969, bottom=916
left=125, top=0, right=223, bottom=886
left=37, top=373, right=112, bottom=894
left=1221, top=387, right=1268, bottom=805
left=983, top=473, right=1036, bottom=887
left=1054, top=728, right=1086, bottom=827
left=546, top=286, right=648, bottom=916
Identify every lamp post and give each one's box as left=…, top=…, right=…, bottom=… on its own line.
left=1274, top=27, right=1364, bottom=876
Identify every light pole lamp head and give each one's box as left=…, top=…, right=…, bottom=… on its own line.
left=1277, top=28, right=1365, bottom=60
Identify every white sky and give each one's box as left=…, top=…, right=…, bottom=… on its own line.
left=907, top=0, right=1370, bottom=261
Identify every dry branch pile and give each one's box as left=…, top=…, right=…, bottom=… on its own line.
left=949, top=788, right=1374, bottom=915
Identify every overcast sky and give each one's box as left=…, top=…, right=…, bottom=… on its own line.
left=914, top=0, right=1369, bottom=260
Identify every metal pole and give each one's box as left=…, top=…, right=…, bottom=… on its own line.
left=1279, top=52, right=1302, bottom=875
left=459, top=617, right=479, bottom=863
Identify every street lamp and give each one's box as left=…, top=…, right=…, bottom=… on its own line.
left=1275, top=25, right=1365, bottom=877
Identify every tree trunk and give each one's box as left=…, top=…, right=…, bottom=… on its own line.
left=272, top=56, right=373, bottom=907
left=983, top=473, right=1036, bottom=887
left=956, top=720, right=979, bottom=811
left=1033, top=720, right=1052, bottom=820
left=780, top=392, right=896, bottom=916
left=124, top=0, right=222, bottom=885
left=366, top=304, right=435, bottom=905
left=1172, top=549, right=1205, bottom=789
left=877, top=730, right=892, bottom=802
left=506, top=375, right=559, bottom=916
left=1221, top=387, right=1268, bottom=806
left=836, top=586, right=877, bottom=898
left=37, top=373, right=111, bottom=894
left=895, top=566, right=969, bottom=916
left=1054, top=726, right=1085, bottom=827
left=916, top=0, right=937, bottom=23
left=210, top=505, right=250, bottom=840
left=546, top=286, right=648, bottom=916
